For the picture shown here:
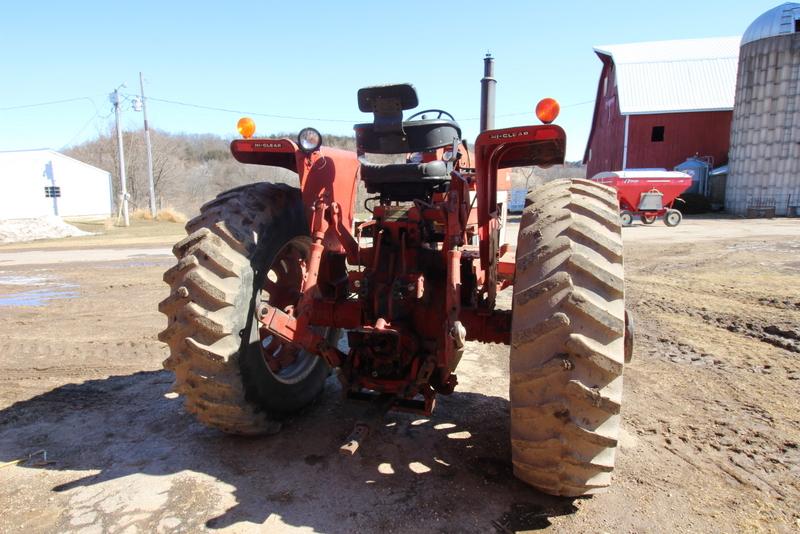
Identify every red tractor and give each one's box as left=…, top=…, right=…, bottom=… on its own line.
left=159, top=56, right=631, bottom=497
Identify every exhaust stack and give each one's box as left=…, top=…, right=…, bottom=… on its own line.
left=480, top=53, right=496, bottom=132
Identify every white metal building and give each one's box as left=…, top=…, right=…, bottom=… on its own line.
left=0, top=149, right=113, bottom=219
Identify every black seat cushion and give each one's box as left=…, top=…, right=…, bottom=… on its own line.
left=359, top=159, right=450, bottom=183
left=359, top=159, right=452, bottom=200
left=355, top=119, right=461, bottom=154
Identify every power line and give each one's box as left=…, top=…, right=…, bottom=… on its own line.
left=0, top=96, right=102, bottom=112
left=61, top=111, right=102, bottom=149
left=2, top=91, right=597, bottom=146
left=459, top=99, right=596, bottom=121
left=138, top=94, right=597, bottom=124
left=139, top=95, right=357, bottom=123
left=1, top=92, right=596, bottom=125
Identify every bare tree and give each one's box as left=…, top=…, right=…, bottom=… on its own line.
left=63, top=129, right=419, bottom=216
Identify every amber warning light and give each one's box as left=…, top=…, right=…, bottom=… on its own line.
left=237, top=117, right=256, bottom=139
left=535, top=98, right=560, bottom=124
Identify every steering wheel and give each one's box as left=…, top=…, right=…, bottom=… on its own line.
left=405, top=109, right=456, bottom=121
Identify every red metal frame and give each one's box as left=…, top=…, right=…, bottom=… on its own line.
left=230, top=123, right=565, bottom=414
left=473, top=125, right=566, bottom=305
left=231, top=140, right=360, bottom=252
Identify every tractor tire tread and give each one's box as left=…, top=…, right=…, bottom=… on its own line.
left=568, top=182, right=620, bottom=211
left=159, top=182, right=300, bottom=435
left=510, top=179, right=626, bottom=496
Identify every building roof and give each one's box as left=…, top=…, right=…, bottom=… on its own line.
left=742, top=3, right=800, bottom=46
left=0, top=148, right=110, bottom=175
left=593, top=36, right=740, bottom=115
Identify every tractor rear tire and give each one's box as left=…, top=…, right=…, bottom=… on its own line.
left=158, top=183, right=329, bottom=435
left=510, top=178, right=626, bottom=496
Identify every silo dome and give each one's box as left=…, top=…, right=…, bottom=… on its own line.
left=741, top=3, right=800, bottom=46
left=725, top=3, right=800, bottom=217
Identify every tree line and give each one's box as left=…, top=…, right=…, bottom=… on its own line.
left=65, top=128, right=585, bottom=217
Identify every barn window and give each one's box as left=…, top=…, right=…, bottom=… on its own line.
left=651, top=126, right=665, bottom=142
left=44, top=186, right=61, bottom=198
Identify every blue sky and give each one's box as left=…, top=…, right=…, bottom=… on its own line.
left=0, top=1, right=779, bottom=161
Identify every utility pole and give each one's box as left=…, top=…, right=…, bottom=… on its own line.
left=139, top=72, right=157, bottom=217
left=110, top=85, right=130, bottom=227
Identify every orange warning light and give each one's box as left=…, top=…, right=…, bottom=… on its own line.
left=237, top=117, right=256, bottom=139
left=535, top=98, right=560, bottom=124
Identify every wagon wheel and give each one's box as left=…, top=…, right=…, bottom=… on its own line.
left=664, top=209, right=682, bottom=227
left=640, top=213, right=657, bottom=225
left=619, top=210, right=633, bottom=227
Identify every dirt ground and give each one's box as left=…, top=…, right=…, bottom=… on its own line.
left=0, top=216, right=798, bottom=533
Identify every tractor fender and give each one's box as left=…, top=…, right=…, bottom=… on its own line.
left=230, top=139, right=360, bottom=252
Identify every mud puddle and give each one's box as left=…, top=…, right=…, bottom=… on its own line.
left=0, top=272, right=79, bottom=307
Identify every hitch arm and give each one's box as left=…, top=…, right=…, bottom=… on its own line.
left=258, top=303, right=346, bottom=368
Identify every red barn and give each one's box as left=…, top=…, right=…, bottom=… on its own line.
left=583, top=37, right=740, bottom=178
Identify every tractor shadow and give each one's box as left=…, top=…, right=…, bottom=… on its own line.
left=0, top=371, right=578, bottom=532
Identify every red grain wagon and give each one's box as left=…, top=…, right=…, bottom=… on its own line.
left=590, top=170, right=692, bottom=227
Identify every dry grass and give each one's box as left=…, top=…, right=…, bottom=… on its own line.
left=131, top=208, right=154, bottom=221
left=130, top=207, right=187, bottom=223
left=155, top=207, right=187, bottom=223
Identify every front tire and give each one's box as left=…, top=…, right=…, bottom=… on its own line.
left=619, top=210, right=633, bottom=227
left=158, top=183, right=329, bottom=435
left=510, top=179, right=626, bottom=496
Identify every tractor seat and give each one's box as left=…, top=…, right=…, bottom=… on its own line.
left=355, top=119, right=461, bottom=155
left=359, top=158, right=452, bottom=201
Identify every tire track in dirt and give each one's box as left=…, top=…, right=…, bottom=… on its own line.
left=1, top=222, right=799, bottom=532
left=642, top=294, right=800, bottom=355
left=0, top=338, right=166, bottom=374
left=623, top=236, right=800, bottom=519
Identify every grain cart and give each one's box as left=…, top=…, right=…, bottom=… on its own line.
left=591, top=170, right=692, bottom=227
left=159, top=56, right=632, bottom=496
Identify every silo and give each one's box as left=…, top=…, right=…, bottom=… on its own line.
left=726, top=3, right=800, bottom=216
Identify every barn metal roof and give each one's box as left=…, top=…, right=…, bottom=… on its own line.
left=742, top=3, right=800, bottom=46
left=594, top=36, right=740, bottom=115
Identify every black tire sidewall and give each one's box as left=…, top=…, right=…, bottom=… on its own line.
left=238, top=194, right=330, bottom=416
